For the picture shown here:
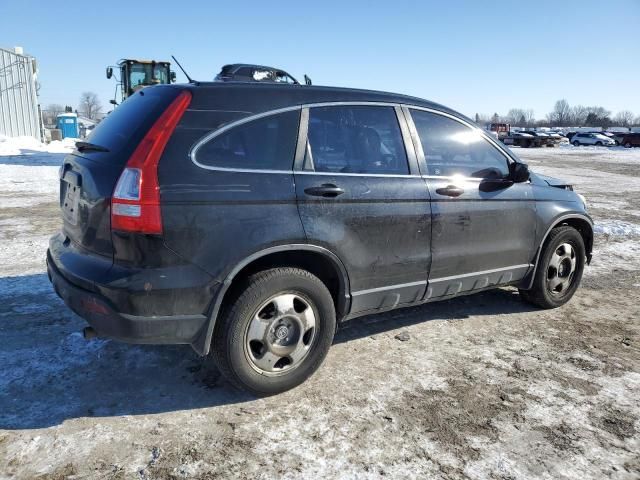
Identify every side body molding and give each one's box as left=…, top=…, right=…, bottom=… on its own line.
left=193, top=244, right=351, bottom=356
left=522, top=213, right=593, bottom=290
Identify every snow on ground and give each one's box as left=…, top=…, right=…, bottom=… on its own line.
left=0, top=135, right=76, bottom=157
left=593, top=220, right=640, bottom=237
left=0, top=143, right=639, bottom=479
left=512, top=144, right=640, bottom=163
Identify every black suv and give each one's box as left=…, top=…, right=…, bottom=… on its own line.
left=47, top=82, right=593, bottom=394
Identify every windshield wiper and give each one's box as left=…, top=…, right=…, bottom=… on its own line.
left=76, top=141, right=110, bottom=153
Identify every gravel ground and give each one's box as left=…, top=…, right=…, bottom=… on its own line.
left=0, top=145, right=638, bottom=479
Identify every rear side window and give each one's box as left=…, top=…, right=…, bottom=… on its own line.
left=195, top=110, right=300, bottom=171
left=306, top=106, right=409, bottom=175
left=410, top=110, right=510, bottom=179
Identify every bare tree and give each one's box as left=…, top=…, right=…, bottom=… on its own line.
left=47, top=103, right=64, bottom=116
left=42, top=103, right=64, bottom=126
left=635, top=116, right=640, bottom=127
left=583, top=106, right=611, bottom=127
left=549, top=99, right=571, bottom=126
left=505, top=108, right=536, bottom=127
left=475, top=113, right=491, bottom=124
left=570, top=105, right=588, bottom=126
left=79, top=92, right=102, bottom=120
left=505, top=108, right=525, bottom=125
left=614, top=110, right=634, bottom=127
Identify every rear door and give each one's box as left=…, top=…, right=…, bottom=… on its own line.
left=294, top=104, right=432, bottom=315
left=59, top=86, right=182, bottom=260
left=406, top=108, right=536, bottom=299
left=159, top=106, right=306, bottom=281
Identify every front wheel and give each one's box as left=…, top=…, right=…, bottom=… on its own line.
left=520, top=226, right=585, bottom=309
left=211, top=267, right=336, bottom=395
left=572, top=140, right=580, bottom=146
left=595, top=141, right=603, bottom=146
left=625, top=142, right=632, bottom=148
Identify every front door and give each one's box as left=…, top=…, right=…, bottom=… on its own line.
left=294, top=104, right=432, bottom=315
left=407, top=108, right=537, bottom=299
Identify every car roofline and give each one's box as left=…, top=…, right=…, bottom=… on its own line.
left=183, top=81, right=465, bottom=121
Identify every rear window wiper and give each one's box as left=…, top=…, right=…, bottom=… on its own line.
left=75, top=141, right=110, bottom=153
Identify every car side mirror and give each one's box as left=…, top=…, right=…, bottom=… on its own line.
left=510, top=162, right=530, bottom=183
left=106, top=67, right=113, bottom=79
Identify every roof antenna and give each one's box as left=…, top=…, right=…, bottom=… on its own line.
left=171, top=55, right=194, bottom=83
left=304, top=74, right=312, bottom=86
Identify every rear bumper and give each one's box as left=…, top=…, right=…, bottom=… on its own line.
left=47, top=234, right=220, bottom=348
left=48, top=256, right=207, bottom=344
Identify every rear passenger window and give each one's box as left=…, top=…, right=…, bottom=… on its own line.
left=306, top=106, right=409, bottom=175
left=195, top=110, right=300, bottom=171
left=410, top=110, right=510, bottom=179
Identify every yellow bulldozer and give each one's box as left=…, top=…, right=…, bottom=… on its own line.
left=106, top=59, right=176, bottom=105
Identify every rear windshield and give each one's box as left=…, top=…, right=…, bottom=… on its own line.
left=83, top=86, right=181, bottom=160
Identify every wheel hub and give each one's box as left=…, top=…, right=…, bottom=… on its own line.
left=275, top=325, right=289, bottom=340
left=547, top=243, right=577, bottom=295
left=244, top=293, right=317, bottom=376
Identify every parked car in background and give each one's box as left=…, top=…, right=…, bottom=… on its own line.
left=47, top=81, right=593, bottom=395
left=503, top=131, right=537, bottom=148
left=618, top=132, right=640, bottom=148
left=548, top=132, right=569, bottom=144
left=571, top=133, right=615, bottom=146
left=521, top=131, right=559, bottom=147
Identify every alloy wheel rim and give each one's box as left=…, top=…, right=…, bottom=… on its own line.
left=244, top=293, right=317, bottom=376
left=547, top=243, right=577, bottom=296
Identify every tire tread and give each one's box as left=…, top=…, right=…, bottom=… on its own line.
left=211, top=267, right=334, bottom=395
left=519, top=226, right=584, bottom=309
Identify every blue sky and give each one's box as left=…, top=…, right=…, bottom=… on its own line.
left=2, top=0, right=639, bottom=119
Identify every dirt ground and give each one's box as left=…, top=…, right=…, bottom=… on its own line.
left=0, top=146, right=638, bottom=479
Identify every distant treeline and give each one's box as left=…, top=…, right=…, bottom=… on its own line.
left=475, top=100, right=639, bottom=128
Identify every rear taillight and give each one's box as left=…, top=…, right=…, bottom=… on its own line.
left=111, top=90, right=192, bottom=234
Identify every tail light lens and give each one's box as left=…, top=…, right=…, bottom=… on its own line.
left=111, top=90, right=192, bottom=234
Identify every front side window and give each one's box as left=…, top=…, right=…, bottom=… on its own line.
left=410, top=110, right=510, bottom=179
left=306, top=106, right=409, bottom=175
left=196, top=110, right=300, bottom=171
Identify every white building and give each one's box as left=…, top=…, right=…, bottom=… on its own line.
left=0, top=46, right=42, bottom=141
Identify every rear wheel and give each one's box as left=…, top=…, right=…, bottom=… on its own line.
left=211, top=267, right=336, bottom=395
left=520, top=226, right=585, bottom=309
left=625, top=142, right=632, bottom=148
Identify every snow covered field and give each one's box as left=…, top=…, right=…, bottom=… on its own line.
left=0, top=140, right=638, bottom=479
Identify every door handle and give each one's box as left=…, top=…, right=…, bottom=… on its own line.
left=436, top=185, right=464, bottom=197
left=304, top=184, right=345, bottom=198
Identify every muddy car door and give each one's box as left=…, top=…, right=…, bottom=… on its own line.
left=294, top=104, right=432, bottom=315
left=406, top=108, right=536, bottom=299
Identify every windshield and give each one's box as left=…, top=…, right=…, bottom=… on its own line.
left=128, top=63, right=170, bottom=90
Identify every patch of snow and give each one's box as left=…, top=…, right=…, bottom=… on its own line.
left=586, top=238, right=640, bottom=276
left=594, top=220, right=640, bottom=236
left=0, top=135, right=76, bottom=156
left=0, top=164, right=59, bottom=206
left=514, top=143, right=640, bottom=161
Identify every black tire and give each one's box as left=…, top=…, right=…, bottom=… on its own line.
left=211, top=267, right=336, bottom=395
left=519, top=226, right=585, bottom=309
left=595, top=141, right=602, bottom=146
left=572, top=140, right=580, bottom=146
left=625, top=142, right=632, bottom=148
